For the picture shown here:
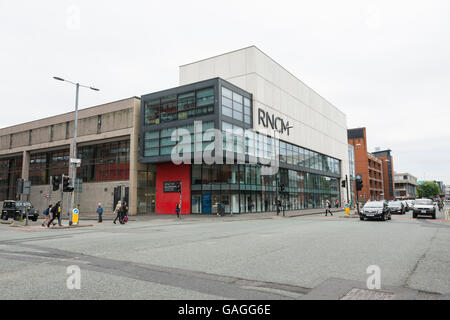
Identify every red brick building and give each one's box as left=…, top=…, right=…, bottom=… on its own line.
left=372, top=149, right=396, bottom=200
left=348, top=128, right=384, bottom=202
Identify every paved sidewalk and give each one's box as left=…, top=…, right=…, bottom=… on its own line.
left=76, top=207, right=348, bottom=222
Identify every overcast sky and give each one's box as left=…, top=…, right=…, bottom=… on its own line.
left=1, top=0, right=449, bottom=185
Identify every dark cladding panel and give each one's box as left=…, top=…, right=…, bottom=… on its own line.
left=347, top=128, right=365, bottom=140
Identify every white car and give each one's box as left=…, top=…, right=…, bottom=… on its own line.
left=412, top=199, right=436, bottom=219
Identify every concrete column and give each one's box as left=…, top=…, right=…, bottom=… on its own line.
left=129, top=99, right=146, bottom=215
left=21, top=150, right=30, bottom=181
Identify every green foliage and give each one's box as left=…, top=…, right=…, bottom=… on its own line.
left=417, top=182, right=440, bottom=199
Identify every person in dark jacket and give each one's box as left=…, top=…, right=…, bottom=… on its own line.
left=96, top=203, right=104, bottom=223
left=41, top=204, right=53, bottom=227
left=175, top=203, right=181, bottom=219
left=47, top=201, right=62, bottom=227
left=325, top=200, right=333, bottom=216
left=121, top=201, right=128, bottom=224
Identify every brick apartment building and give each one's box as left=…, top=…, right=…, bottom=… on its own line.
left=372, top=149, right=395, bottom=200
left=347, top=128, right=384, bottom=202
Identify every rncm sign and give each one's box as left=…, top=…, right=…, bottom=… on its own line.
left=258, top=108, right=292, bottom=136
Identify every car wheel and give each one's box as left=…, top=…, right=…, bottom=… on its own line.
left=413, top=212, right=417, bottom=219
left=360, top=216, right=364, bottom=221
left=432, top=210, right=436, bottom=220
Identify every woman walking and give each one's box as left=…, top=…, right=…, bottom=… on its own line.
left=41, top=204, right=53, bottom=227
left=113, top=201, right=122, bottom=224
left=121, top=201, right=129, bottom=224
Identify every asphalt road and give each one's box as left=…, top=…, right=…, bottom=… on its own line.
left=0, top=205, right=449, bottom=300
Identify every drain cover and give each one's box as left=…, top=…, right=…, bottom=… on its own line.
left=340, top=288, right=395, bottom=300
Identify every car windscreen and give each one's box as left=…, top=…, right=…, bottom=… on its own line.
left=3, top=202, right=15, bottom=208
left=363, top=202, right=383, bottom=208
left=415, top=199, right=432, bottom=205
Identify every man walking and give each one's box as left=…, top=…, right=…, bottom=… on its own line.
left=47, top=201, right=62, bottom=227
left=175, top=203, right=181, bottom=219
left=96, top=203, right=104, bottom=223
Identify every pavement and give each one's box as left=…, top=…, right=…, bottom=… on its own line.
left=0, top=205, right=448, bottom=300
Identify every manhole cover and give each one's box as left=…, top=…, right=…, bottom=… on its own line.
left=340, top=288, right=395, bottom=300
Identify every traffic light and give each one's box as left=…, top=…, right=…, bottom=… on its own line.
left=52, top=175, right=61, bottom=191
left=62, top=175, right=74, bottom=192
left=280, top=184, right=285, bottom=192
left=341, top=180, right=346, bottom=188
left=356, top=179, right=363, bottom=191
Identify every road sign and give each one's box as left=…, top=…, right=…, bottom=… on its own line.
left=70, top=158, right=81, bottom=164
left=72, top=208, right=79, bottom=224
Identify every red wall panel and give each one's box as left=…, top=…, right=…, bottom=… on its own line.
left=156, top=163, right=191, bottom=215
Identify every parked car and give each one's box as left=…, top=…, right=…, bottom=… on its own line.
left=412, top=198, right=436, bottom=219
left=406, top=200, right=415, bottom=208
left=1, top=200, right=39, bottom=221
left=388, top=201, right=405, bottom=215
left=359, top=201, right=391, bottom=221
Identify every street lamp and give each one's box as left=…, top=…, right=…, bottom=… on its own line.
left=53, top=76, right=99, bottom=225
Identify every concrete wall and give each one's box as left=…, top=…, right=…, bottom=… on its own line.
left=179, top=46, right=350, bottom=201
left=0, top=97, right=141, bottom=215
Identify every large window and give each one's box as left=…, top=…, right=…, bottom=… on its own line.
left=221, top=86, right=251, bottom=125
left=29, top=150, right=69, bottom=186
left=77, top=140, right=130, bottom=182
left=144, top=87, right=215, bottom=125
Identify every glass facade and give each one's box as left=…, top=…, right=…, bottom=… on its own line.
left=191, top=164, right=340, bottom=214
left=29, top=150, right=70, bottom=186
left=0, top=156, right=22, bottom=201
left=139, top=78, right=343, bottom=215
left=77, top=140, right=130, bottom=182
left=221, top=87, right=251, bottom=125
left=144, top=87, right=214, bottom=125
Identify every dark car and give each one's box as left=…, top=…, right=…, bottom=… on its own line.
left=359, top=201, right=391, bottom=221
left=412, top=199, right=436, bottom=219
left=1, top=200, right=40, bottom=221
left=388, top=201, right=405, bottom=215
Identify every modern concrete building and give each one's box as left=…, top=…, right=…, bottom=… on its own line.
left=394, top=172, right=418, bottom=199
left=0, top=97, right=142, bottom=215
left=347, top=128, right=384, bottom=202
left=1, top=46, right=351, bottom=216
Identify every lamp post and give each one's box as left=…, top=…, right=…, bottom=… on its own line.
left=53, top=77, right=99, bottom=225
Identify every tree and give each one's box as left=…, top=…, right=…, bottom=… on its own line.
left=416, top=182, right=440, bottom=199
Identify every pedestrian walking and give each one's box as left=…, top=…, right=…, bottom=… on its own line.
left=47, top=201, right=62, bottom=227
left=175, top=203, right=181, bottom=219
left=121, top=201, right=129, bottom=224
left=96, top=202, right=104, bottom=223
left=325, top=200, right=333, bottom=216
left=113, top=200, right=122, bottom=224
left=335, top=199, right=339, bottom=208
left=276, top=200, right=281, bottom=215
left=41, top=204, right=53, bottom=227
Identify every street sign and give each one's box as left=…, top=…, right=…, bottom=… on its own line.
left=70, top=158, right=81, bottom=164
left=164, top=181, right=181, bottom=193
